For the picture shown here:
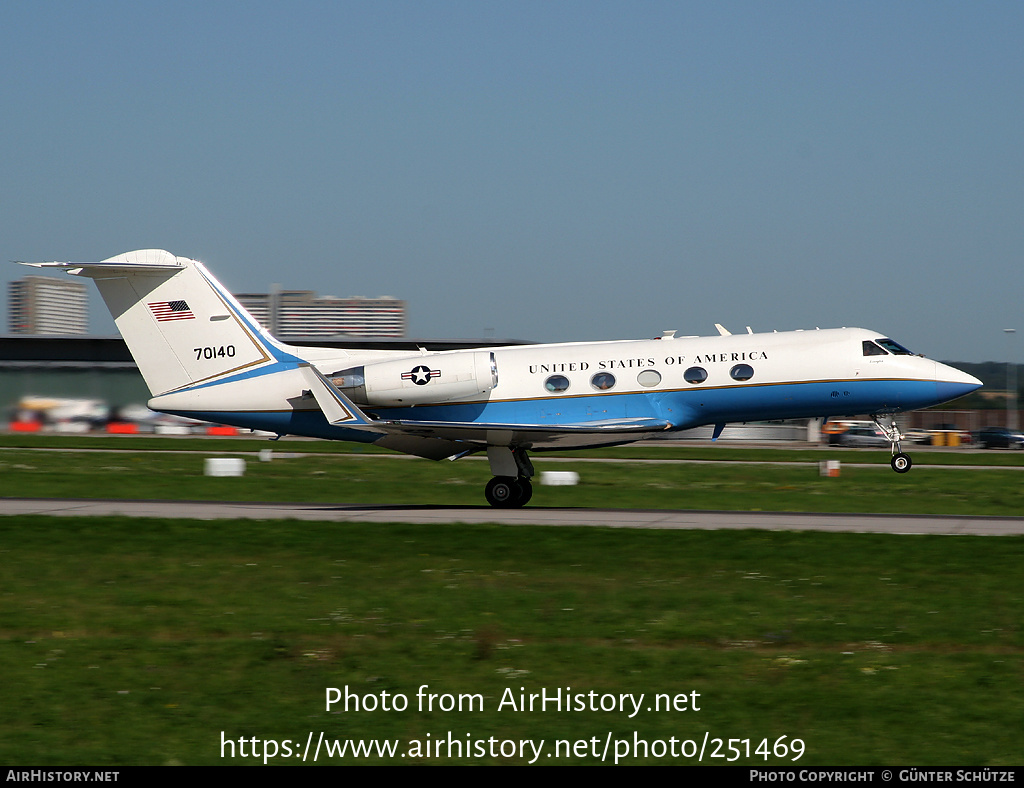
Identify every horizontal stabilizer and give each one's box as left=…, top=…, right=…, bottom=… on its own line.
left=19, top=261, right=185, bottom=274
left=18, top=249, right=186, bottom=275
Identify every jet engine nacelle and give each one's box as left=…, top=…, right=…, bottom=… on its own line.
left=327, top=351, right=498, bottom=406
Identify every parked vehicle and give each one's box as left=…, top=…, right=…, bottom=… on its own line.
left=976, top=427, right=1024, bottom=449
left=837, top=425, right=891, bottom=447
left=905, top=427, right=936, bottom=445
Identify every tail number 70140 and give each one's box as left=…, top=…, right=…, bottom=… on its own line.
left=194, top=345, right=236, bottom=360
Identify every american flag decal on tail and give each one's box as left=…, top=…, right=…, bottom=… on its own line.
left=148, top=300, right=194, bottom=321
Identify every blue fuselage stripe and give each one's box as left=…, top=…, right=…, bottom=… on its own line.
left=169, top=377, right=970, bottom=443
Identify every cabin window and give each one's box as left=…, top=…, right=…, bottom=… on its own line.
left=545, top=374, right=570, bottom=393
left=730, top=364, right=754, bottom=381
left=637, top=369, right=661, bottom=388
left=683, top=366, right=707, bottom=384
left=862, top=340, right=888, bottom=356
left=876, top=338, right=913, bottom=355
left=591, top=372, right=616, bottom=390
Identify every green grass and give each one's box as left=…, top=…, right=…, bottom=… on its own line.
left=3, top=446, right=1024, bottom=515
left=2, top=439, right=1023, bottom=764
left=0, top=517, right=1021, bottom=765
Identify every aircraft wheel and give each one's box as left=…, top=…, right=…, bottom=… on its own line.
left=891, top=453, right=912, bottom=473
left=517, top=478, right=533, bottom=506
left=485, top=476, right=522, bottom=508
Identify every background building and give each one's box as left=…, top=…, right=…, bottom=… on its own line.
left=235, top=289, right=406, bottom=338
left=8, top=275, right=89, bottom=335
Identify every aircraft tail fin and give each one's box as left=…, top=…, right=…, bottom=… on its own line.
left=21, top=249, right=293, bottom=396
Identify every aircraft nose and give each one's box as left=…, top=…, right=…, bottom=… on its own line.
left=934, top=362, right=983, bottom=402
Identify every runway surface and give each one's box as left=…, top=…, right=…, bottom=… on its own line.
left=3, top=497, right=1023, bottom=535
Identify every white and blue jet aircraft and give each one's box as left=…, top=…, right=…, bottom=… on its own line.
left=22, top=249, right=982, bottom=507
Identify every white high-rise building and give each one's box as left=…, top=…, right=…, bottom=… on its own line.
left=235, top=290, right=406, bottom=338
left=8, top=275, right=88, bottom=335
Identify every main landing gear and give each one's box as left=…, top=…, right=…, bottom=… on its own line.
left=874, top=417, right=912, bottom=473
left=484, top=476, right=533, bottom=508
left=484, top=446, right=534, bottom=508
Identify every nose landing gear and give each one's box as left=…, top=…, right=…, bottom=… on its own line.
left=874, top=417, right=912, bottom=473
left=890, top=452, right=912, bottom=473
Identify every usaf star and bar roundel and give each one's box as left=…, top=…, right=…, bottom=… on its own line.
left=402, top=365, right=441, bottom=385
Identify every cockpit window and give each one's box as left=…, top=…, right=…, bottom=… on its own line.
left=863, top=340, right=888, bottom=356
left=876, top=338, right=913, bottom=355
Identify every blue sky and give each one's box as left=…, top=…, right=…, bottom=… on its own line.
left=3, top=1, right=1022, bottom=361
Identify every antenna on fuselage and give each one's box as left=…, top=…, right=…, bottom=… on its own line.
left=714, top=323, right=732, bottom=336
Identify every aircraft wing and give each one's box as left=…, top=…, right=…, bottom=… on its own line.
left=372, top=416, right=671, bottom=439
left=366, top=416, right=672, bottom=458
